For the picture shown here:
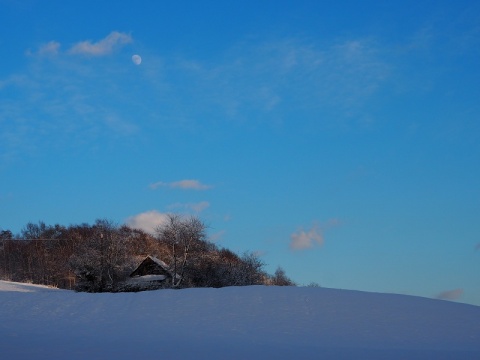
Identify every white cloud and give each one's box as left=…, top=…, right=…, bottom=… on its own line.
left=69, top=31, right=132, bottom=56
left=171, top=180, right=212, bottom=190
left=290, top=225, right=324, bottom=250
left=125, top=210, right=169, bottom=235
left=435, top=288, right=463, bottom=301
left=289, top=219, right=341, bottom=251
left=150, top=179, right=212, bottom=190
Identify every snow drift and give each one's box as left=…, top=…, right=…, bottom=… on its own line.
left=1, top=281, right=479, bottom=359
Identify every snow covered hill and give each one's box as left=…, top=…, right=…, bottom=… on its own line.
left=1, top=281, right=479, bottom=359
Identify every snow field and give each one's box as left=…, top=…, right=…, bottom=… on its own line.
left=1, top=281, right=479, bottom=359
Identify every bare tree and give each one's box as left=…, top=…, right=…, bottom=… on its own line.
left=69, top=219, right=130, bottom=292
left=271, top=266, right=296, bottom=286
left=155, top=214, right=207, bottom=288
left=0, top=230, right=13, bottom=280
left=239, top=251, right=267, bottom=285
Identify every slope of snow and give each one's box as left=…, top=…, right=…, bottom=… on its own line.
left=0, top=280, right=62, bottom=293
left=1, top=281, right=479, bottom=359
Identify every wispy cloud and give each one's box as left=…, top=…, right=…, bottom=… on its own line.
left=105, top=114, right=138, bottom=135
left=125, top=210, right=169, bottom=235
left=1, top=34, right=391, bottom=165
left=187, top=201, right=210, bottom=212
left=0, top=31, right=141, bottom=163
left=69, top=31, right=132, bottom=56
left=150, top=180, right=212, bottom=190
left=171, top=38, right=390, bottom=128
left=289, top=219, right=341, bottom=251
left=435, top=288, right=463, bottom=301
left=168, top=201, right=210, bottom=213
left=36, top=41, right=61, bottom=56
left=208, top=230, right=226, bottom=243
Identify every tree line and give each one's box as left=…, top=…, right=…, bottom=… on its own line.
left=0, top=215, right=295, bottom=292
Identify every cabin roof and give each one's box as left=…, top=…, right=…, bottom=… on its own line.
left=130, top=255, right=171, bottom=278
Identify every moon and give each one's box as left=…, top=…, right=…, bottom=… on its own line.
left=132, top=54, right=142, bottom=65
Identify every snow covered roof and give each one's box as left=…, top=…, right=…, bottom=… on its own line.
left=130, top=255, right=173, bottom=278
left=146, top=256, right=169, bottom=270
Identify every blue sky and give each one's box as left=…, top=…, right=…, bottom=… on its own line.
left=1, top=0, right=479, bottom=304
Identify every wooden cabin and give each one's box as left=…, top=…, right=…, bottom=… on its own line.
left=126, top=255, right=175, bottom=290
left=130, top=256, right=172, bottom=279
